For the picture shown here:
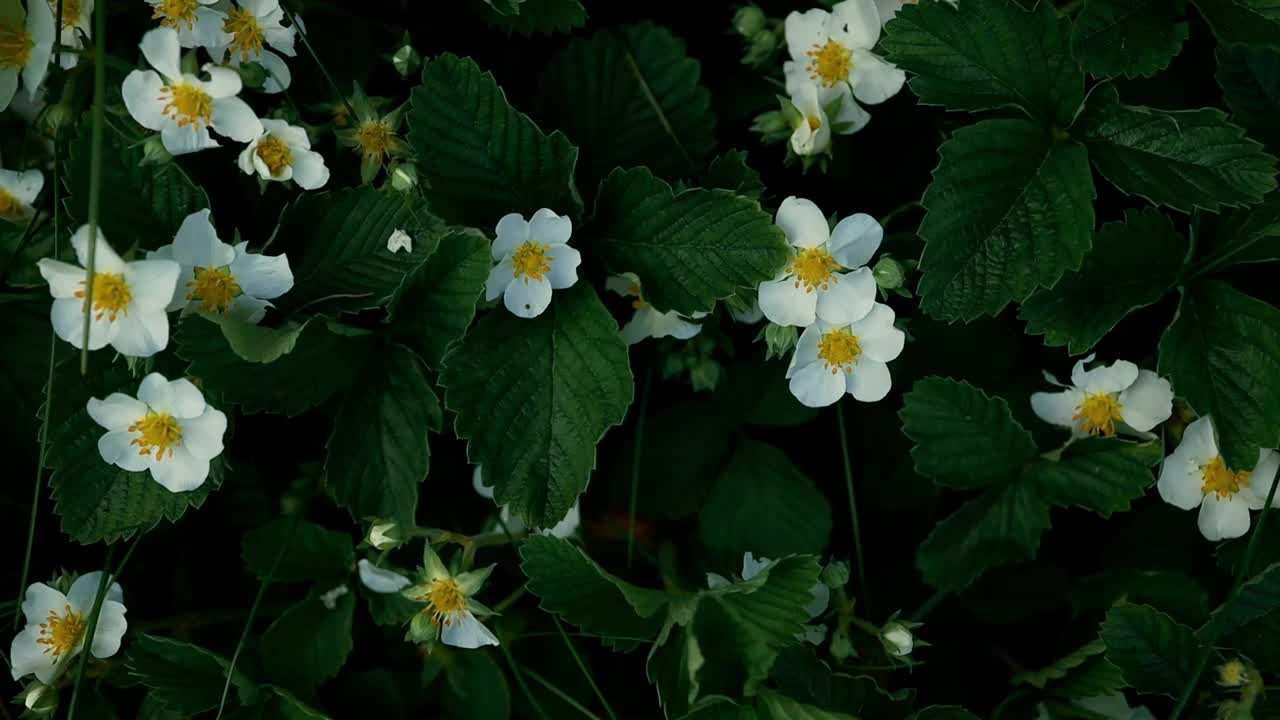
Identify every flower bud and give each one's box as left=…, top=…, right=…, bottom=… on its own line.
left=733, top=5, right=767, bottom=37
left=881, top=621, right=914, bottom=657
left=873, top=256, right=907, bottom=290
left=368, top=522, right=401, bottom=550
left=751, top=110, right=790, bottom=142
left=763, top=322, right=797, bottom=360
left=23, top=683, right=58, bottom=715
left=140, top=135, right=173, bottom=166
left=829, top=626, right=853, bottom=661
left=43, top=103, right=75, bottom=133
left=742, top=31, right=778, bottom=66
left=389, top=162, right=418, bottom=192
left=821, top=561, right=850, bottom=588
left=393, top=45, right=421, bottom=79
left=236, top=61, right=268, bottom=89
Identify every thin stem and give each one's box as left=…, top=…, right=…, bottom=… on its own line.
left=878, top=201, right=923, bottom=232
left=494, top=583, right=528, bottom=613
left=278, top=4, right=357, bottom=119
left=618, top=30, right=694, bottom=172
left=79, top=0, right=106, bottom=375
left=554, top=617, right=618, bottom=720
left=836, top=402, right=870, bottom=612
left=65, top=543, right=117, bottom=720
left=910, top=589, right=948, bottom=623
left=500, top=641, right=551, bottom=720
left=627, top=360, right=653, bottom=568
left=523, top=668, right=604, bottom=720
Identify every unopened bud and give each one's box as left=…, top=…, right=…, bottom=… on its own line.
left=821, top=561, right=850, bottom=588
left=393, top=45, right=421, bottom=79
left=763, top=322, right=797, bottom=360
left=367, top=522, right=401, bottom=550
left=389, top=162, right=418, bottom=192
left=140, top=135, right=172, bottom=166
left=742, top=31, right=778, bottom=66
left=873, top=256, right=907, bottom=290
left=733, top=5, right=767, bottom=37
left=881, top=621, right=914, bottom=657
left=751, top=109, right=789, bottom=138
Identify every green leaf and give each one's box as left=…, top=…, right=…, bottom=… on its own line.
left=1217, top=46, right=1280, bottom=154
left=703, top=151, right=765, bottom=199
left=1194, top=194, right=1280, bottom=275
left=408, top=53, right=582, bottom=228
left=261, top=590, right=356, bottom=691
left=917, top=479, right=1051, bottom=591
left=214, top=318, right=308, bottom=363
left=325, top=344, right=439, bottom=527
left=537, top=22, right=716, bottom=188
left=1100, top=602, right=1209, bottom=697
left=391, top=228, right=491, bottom=369
left=1190, top=0, right=1280, bottom=50
left=1012, top=641, right=1126, bottom=699
left=224, top=687, right=333, bottom=720
left=757, top=691, right=858, bottom=720
left=441, top=650, right=512, bottom=720
left=477, top=0, right=586, bottom=35
left=900, top=377, right=1037, bottom=489
left=881, top=0, right=1083, bottom=124
left=590, top=166, right=787, bottom=314
left=1020, top=207, right=1188, bottom=354
left=1072, top=570, right=1210, bottom=626
left=916, top=118, right=1095, bottom=320
left=648, top=624, right=700, bottom=717
left=700, top=439, right=832, bottom=567
left=1158, top=280, right=1280, bottom=469
left=520, top=534, right=669, bottom=648
left=1072, top=84, right=1278, bottom=212
left=1201, top=562, right=1280, bottom=640
left=911, top=708, right=982, bottom=720
left=441, top=283, right=633, bottom=526
left=125, top=635, right=258, bottom=714
left=769, top=648, right=916, bottom=718
left=241, top=518, right=355, bottom=584
left=1071, top=0, right=1188, bottom=78
left=1031, top=438, right=1158, bottom=517
left=613, top=400, right=736, bottom=520
left=266, top=187, right=443, bottom=316
left=0, top=296, right=52, bottom=454
left=176, top=315, right=374, bottom=416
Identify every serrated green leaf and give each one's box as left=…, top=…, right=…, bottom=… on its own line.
left=1073, top=83, right=1278, bottom=212
left=213, top=317, right=307, bottom=363
left=916, top=118, right=1095, bottom=320
left=1032, top=438, right=1158, bottom=517
left=769, top=647, right=916, bottom=718
left=900, top=377, right=1037, bottom=489
left=391, top=228, right=491, bottom=368
left=757, top=691, right=858, bottom=720
left=441, top=283, right=633, bottom=526
left=1201, top=562, right=1280, bottom=640
left=241, top=518, right=354, bottom=584
left=1191, top=0, right=1280, bottom=50
left=917, top=479, right=1051, bottom=591
left=537, top=22, right=715, bottom=189
left=124, top=635, right=258, bottom=714
left=648, top=623, right=700, bottom=718
left=1020, top=207, right=1187, bottom=354
left=478, top=0, right=586, bottom=35
left=441, top=649, right=512, bottom=720
left=1195, top=194, right=1280, bottom=275
left=911, top=708, right=982, bottom=720
left=700, top=439, right=832, bottom=567
left=1158, top=280, right=1280, bottom=469
left=1072, top=570, right=1210, bottom=626
left=881, top=0, right=1083, bottom=123
left=408, top=53, right=582, bottom=228
left=1071, top=0, right=1188, bottom=78
left=261, top=591, right=356, bottom=691
left=703, top=151, right=765, bottom=199
left=325, top=344, right=439, bottom=527
left=1100, top=602, right=1208, bottom=697
left=1013, top=641, right=1112, bottom=689
left=590, top=166, right=787, bottom=315
left=1217, top=46, right=1280, bottom=154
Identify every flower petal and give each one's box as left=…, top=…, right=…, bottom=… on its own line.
left=849, top=302, right=904, bottom=362
left=529, top=208, right=572, bottom=246
left=847, top=358, right=892, bottom=402
left=289, top=149, right=329, bottom=190
left=199, top=65, right=242, bottom=98
left=148, top=446, right=210, bottom=493
left=504, top=276, right=553, bottom=319
left=229, top=243, right=293, bottom=300
left=814, top=268, right=876, bottom=325
left=787, top=323, right=825, bottom=379
left=90, top=601, right=128, bottom=659
left=110, top=310, right=170, bottom=357
left=759, top=277, right=818, bottom=327
left=71, top=225, right=126, bottom=273
left=357, top=559, right=412, bottom=594
left=38, top=258, right=86, bottom=298
left=20, top=583, right=67, bottom=629
left=1, top=168, right=44, bottom=204
left=181, top=406, right=226, bottom=460
left=784, top=9, right=829, bottom=62
left=1071, top=357, right=1139, bottom=395
left=493, top=213, right=530, bottom=259
left=485, top=258, right=513, bottom=301
left=172, top=209, right=234, bottom=267
left=140, top=27, right=183, bottom=79
left=67, top=572, right=124, bottom=614
left=1243, top=449, right=1280, bottom=509
left=98, top=429, right=149, bottom=472
left=832, top=0, right=881, bottom=49
left=828, top=213, right=882, bottom=269
left=87, top=393, right=146, bottom=430
left=1118, top=370, right=1174, bottom=432
left=259, top=49, right=293, bottom=93
left=210, top=96, right=263, bottom=142
left=1198, top=493, right=1252, bottom=541
left=9, top=626, right=56, bottom=683
left=164, top=378, right=208, bottom=418
left=51, top=296, right=115, bottom=350
left=789, top=360, right=846, bottom=408
left=124, top=259, right=181, bottom=312
left=161, top=123, right=219, bottom=156
left=440, top=610, right=500, bottom=649
left=850, top=50, right=904, bottom=105
left=1031, top=388, right=1085, bottom=429
left=545, top=244, right=580, bottom=290
left=1158, top=448, right=1207, bottom=511
left=1179, top=416, right=1220, bottom=465
left=776, top=196, right=830, bottom=249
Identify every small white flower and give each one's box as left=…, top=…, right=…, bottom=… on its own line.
left=0, top=0, right=54, bottom=111
left=1158, top=416, right=1280, bottom=541
left=147, top=209, right=294, bottom=324
left=881, top=621, right=913, bottom=657
left=485, top=209, right=581, bottom=319
left=145, top=0, right=225, bottom=50
left=9, top=572, right=127, bottom=684
left=403, top=545, right=499, bottom=649
left=37, top=225, right=180, bottom=357
left=788, top=82, right=868, bottom=156
left=237, top=119, right=328, bottom=189
left=759, top=197, right=881, bottom=328
left=787, top=303, right=905, bottom=407
left=208, top=0, right=297, bottom=93
left=122, top=27, right=264, bottom=156
left=87, top=372, right=228, bottom=493
left=47, top=0, right=93, bottom=69
left=605, top=273, right=705, bottom=345
left=357, top=559, right=411, bottom=594
left=1030, top=354, right=1173, bottom=438
left=473, top=466, right=579, bottom=539
left=318, top=584, right=349, bottom=609
left=386, top=228, right=412, bottom=254
left=0, top=167, right=42, bottom=224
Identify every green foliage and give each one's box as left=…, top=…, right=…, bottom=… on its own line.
left=1217, top=46, right=1280, bottom=154
left=391, top=228, right=491, bottom=369
left=1194, top=194, right=1280, bottom=274
left=1032, top=438, right=1159, bottom=517
left=261, top=590, right=357, bottom=691
left=1190, top=0, right=1280, bottom=49
left=125, top=635, right=258, bottom=714
left=477, top=0, right=587, bottom=35
left=1100, top=603, right=1210, bottom=697
left=1071, top=0, right=1188, bottom=78
left=441, top=650, right=512, bottom=720
left=1201, top=562, right=1280, bottom=639
left=1012, top=641, right=1126, bottom=699
left=703, top=151, right=765, bottom=199
left=241, top=518, right=355, bottom=584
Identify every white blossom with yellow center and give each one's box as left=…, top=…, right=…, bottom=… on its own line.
left=0, top=0, right=54, bottom=112
left=208, top=0, right=297, bottom=94
left=37, top=225, right=180, bottom=357
left=144, top=0, right=224, bottom=49
left=0, top=167, right=42, bottom=224
left=88, top=373, right=227, bottom=493
left=485, top=208, right=581, bottom=319
left=47, top=0, right=92, bottom=69
left=123, top=27, right=264, bottom=155
left=759, top=197, right=880, bottom=328
left=237, top=119, right=329, bottom=189
left=1158, top=416, right=1280, bottom=541
left=787, top=303, right=904, bottom=407
left=147, top=209, right=294, bottom=323
left=605, top=272, right=706, bottom=345
left=9, top=572, right=127, bottom=684
left=1030, top=354, right=1173, bottom=438
left=402, top=545, right=499, bottom=649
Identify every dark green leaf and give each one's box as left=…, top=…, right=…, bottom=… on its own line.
left=648, top=624, right=699, bottom=718
left=1032, top=438, right=1159, bottom=517
left=442, top=649, right=511, bottom=720
left=477, top=0, right=586, bottom=35
left=917, top=479, right=1051, bottom=591
left=261, top=591, right=356, bottom=691
left=391, top=228, right=491, bottom=369
left=1190, top=0, right=1280, bottom=50
left=241, top=518, right=354, bottom=584
left=1201, top=562, right=1280, bottom=640
left=703, top=151, right=765, bottom=199
left=1195, top=194, right=1280, bottom=275
left=1216, top=45, right=1280, bottom=154
left=1072, top=570, right=1210, bottom=626
left=1071, top=0, right=1188, bottom=78
left=125, top=635, right=258, bottom=714
left=613, top=400, right=736, bottom=520
left=1012, top=642, right=1127, bottom=700
left=770, top=647, right=916, bottom=718
left=757, top=691, right=858, bottom=720
left=911, top=708, right=982, bottom=720
left=1100, top=602, right=1208, bottom=697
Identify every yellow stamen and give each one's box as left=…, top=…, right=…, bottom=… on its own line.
left=786, top=246, right=843, bottom=293
left=1201, top=456, right=1251, bottom=499
left=818, top=328, right=862, bottom=375
left=36, top=604, right=85, bottom=658
left=807, top=114, right=823, bottom=130
left=223, top=7, right=265, bottom=61
left=356, top=120, right=395, bottom=159
left=0, top=17, right=33, bottom=70
left=807, top=39, right=853, bottom=87
left=255, top=135, right=293, bottom=176
left=186, top=266, right=242, bottom=315
left=50, top=0, right=82, bottom=29
left=160, top=83, right=214, bottom=129
left=417, top=577, right=468, bottom=627
left=511, top=241, right=552, bottom=284
left=129, top=411, right=183, bottom=461
left=0, top=188, right=22, bottom=220
left=1073, top=393, right=1123, bottom=437
left=151, top=0, right=200, bottom=31
left=74, top=272, right=131, bottom=322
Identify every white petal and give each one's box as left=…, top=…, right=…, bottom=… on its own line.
left=71, top=225, right=125, bottom=273
left=605, top=273, right=638, bottom=297
left=485, top=258, right=513, bottom=301
left=1198, top=494, right=1252, bottom=541
left=832, top=0, right=881, bottom=49
left=229, top=244, right=293, bottom=300
left=210, top=96, right=263, bottom=142
left=1179, top=416, right=1220, bottom=465
left=1243, top=449, right=1280, bottom=509
left=161, top=123, right=219, bottom=155
left=621, top=314, right=654, bottom=345
left=831, top=92, right=872, bottom=135
left=148, top=446, right=210, bottom=492
left=545, top=244, right=580, bottom=290
left=67, top=573, right=124, bottom=613
left=784, top=9, right=829, bottom=63
left=124, top=259, right=181, bottom=312
left=814, top=268, right=876, bottom=325
left=847, top=358, right=892, bottom=402
left=650, top=311, right=702, bottom=340
left=806, top=583, right=830, bottom=618
left=51, top=297, right=115, bottom=350
left=37, top=258, right=86, bottom=298
left=9, top=626, right=55, bottom=682
left=1, top=168, right=44, bottom=205
left=776, top=196, right=830, bottom=249
left=21, top=0, right=54, bottom=98
left=543, top=502, right=580, bottom=539
left=140, top=27, right=183, bottom=80
left=98, top=429, right=148, bottom=472
left=789, top=361, right=846, bottom=408
left=849, top=302, right=904, bottom=362
left=172, top=209, right=233, bottom=267
left=137, top=373, right=174, bottom=411
left=472, top=466, right=495, bottom=500
left=180, top=406, right=226, bottom=460
left=827, top=213, right=882, bottom=269
left=289, top=149, right=329, bottom=189
left=259, top=49, right=292, bottom=93
left=20, top=583, right=67, bottom=629
left=1071, top=357, right=1139, bottom=395
left=741, top=552, right=771, bottom=580
left=790, top=112, right=831, bottom=157
left=200, top=64, right=241, bottom=98
left=528, top=208, right=572, bottom=246
left=357, top=559, right=412, bottom=594
left=874, top=0, right=902, bottom=24
left=164, top=378, right=208, bottom=418
left=504, top=276, right=553, bottom=319
left=850, top=51, right=904, bottom=105
left=1118, top=370, right=1173, bottom=432
left=1031, top=389, right=1085, bottom=429
left=493, top=213, right=530, bottom=259
left=228, top=294, right=271, bottom=324
left=87, top=393, right=146, bottom=430
left=787, top=323, right=825, bottom=379
left=1158, top=449, right=1206, bottom=511
left=90, top=601, right=128, bottom=659
left=440, top=610, right=500, bottom=649
left=759, top=277, right=818, bottom=327
left=110, top=310, right=170, bottom=357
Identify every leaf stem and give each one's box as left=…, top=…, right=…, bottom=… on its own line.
left=910, top=589, right=948, bottom=623
left=618, top=30, right=694, bottom=172
left=836, top=401, right=871, bottom=612
left=65, top=542, right=118, bottom=720
left=523, top=667, right=604, bottom=720
left=500, top=641, right=552, bottom=720
left=627, top=359, right=653, bottom=568
left=554, top=617, right=618, bottom=720
left=278, top=4, right=357, bottom=120
left=79, top=0, right=106, bottom=375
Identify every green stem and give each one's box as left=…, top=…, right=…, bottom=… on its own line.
left=910, top=589, right=948, bottom=623
left=494, top=583, right=528, bottom=613
left=278, top=4, right=357, bottom=120
left=554, top=617, right=618, bottom=720
left=79, top=0, right=106, bottom=375
left=836, top=402, right=870, bottom=612
left=500, top=641, right=551, bottom=720
left=523, top=668, right=604, bottom=720
left=627, top=360, right=653, bottom=568
left=65, top=543, right=118, bottom=720
left=877, top=201, right=922, bottom=232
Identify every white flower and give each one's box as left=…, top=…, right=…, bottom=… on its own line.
left=0, top=167, right=42, bottom=224
left=1030, top=354, right=1173, bottom=438
left=403, top=545, right=499, bottom=649
left=237, top=119, right=328, bottom=189
left=48, top=0, right=93, bottom=69
left=87, top=372, right=228, bottom=493
left=147, top=209, right=294, bottom=324
left=386, top=228, right=412, bottom=254
left=208, top=0, right=297, bottom=93
left=783, top=0, right=904, bottom=130
left=9, top=572, right=127, bottom=684
left=37, top=226, right=180, bottom=357
left=788, top=81, right=869, bottom=156
left=473, top=466, right=579, bottom=539
left=0, top=0, right=54, bottom=111
left=605, top=273, right=705, bottom=345
left=485, top=209, right=581, bottom=319
left=758, top=197, right=880, bottom=328
left=122, top=27, right=264, bottom=156
left=1158, top=416, right=1280, bottom=541
left=145, top=0, right=225, bottom=49
left=787, top=303, right=905, bottom=407
left=357, top=559, right=411, bottom=594
left=881, top=621, right=913, bottom=657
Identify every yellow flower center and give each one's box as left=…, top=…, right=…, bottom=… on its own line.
left=332, top=104, right=351, bottom=127
left=627, top=282, right=648, bottom=310
left=417, top=577, right=468, bottom=627
left=37, top=604, right=85, bottom=658
left=255, top=135, right=293, bottom=176
left=129, top=411, right=183, bottom=461
left=356, top=120, right=395, bottom=159
left=0, top=18, right=33, bottom=70
left=0, top=188, right=21, bottom=220
left=807, top=114, right=823, bottom=130
left=74, top=272, right=132, bottom=322
left=223, top=7, right=265, bottom=61
left=787, top=246, right=842, bottom=293
left=151, top=0, right=200, bottom=30
left=1219, top=659, right=1249, bottom=687
left=818, top=328, right=862, bottom=374
left=187, top=266, right=242, bottom=315
left=1201, top=456, right=1251, bottom=499
left=807, top=39, right=853, bottom=87
left=51, top=0, right=82, bottom=29
left=161, top=83, right=214, bottom=129
left=511, top=241, right=552, bottom=283
left=1073, top=392, right=1123, bottom=437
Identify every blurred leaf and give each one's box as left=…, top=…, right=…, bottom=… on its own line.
left=1201, top=562, right=1280, bottom=640
left=1071, top=0, right=1188, bottom=78
left=1217, top=45, right=1280, bottom=154
left=477, top=0, right=586, bottom=35
left=391, top=228, right=490, bottom=369
left=1194, top=194, right=1280, bottom=275
left=1190, top=0, right=1280, bottom=50
left=703, top=151, right=765, bottom=199
left=1100, top=602, right=1208, bottom=697
left=241, top=518, right=354, bottom=584
left=770, top=647, right=916, bottom=718
left=1031, top=438, right=1159, bottom=517
left=1013, top=641, right=1126, bottom=699
left=441, top=649, right=511, bottom=720
left=262, top=590, right=356, bottom=691
left=757, top=691, right=858, bottom=720
left=125, top=635, right=258, bottom=714
left=917, top=479, right=1051, bottom=591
